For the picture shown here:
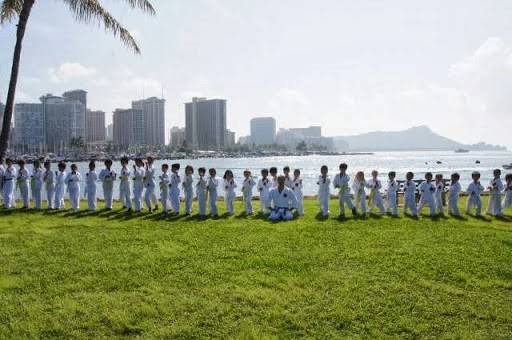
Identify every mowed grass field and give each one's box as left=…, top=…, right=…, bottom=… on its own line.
left=1, top=198, right=511, bottom=338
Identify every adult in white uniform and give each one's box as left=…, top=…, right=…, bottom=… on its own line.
left=99, top=159, right=116, bottom=210
left=317, top=165, right=331, bottom=217
left=268, top=176, right=298, bottom=221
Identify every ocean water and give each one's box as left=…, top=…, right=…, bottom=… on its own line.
left=35, top=150, right=512, bottom=200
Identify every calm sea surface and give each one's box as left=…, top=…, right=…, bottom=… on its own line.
left=41, top=151, right=512, bottom=199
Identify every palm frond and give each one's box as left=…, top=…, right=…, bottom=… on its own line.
left=121, top=0, right=155, bottom=15
left=63, top=0, right=147, bottom=54
left=0, top=0, right=23, bottom=24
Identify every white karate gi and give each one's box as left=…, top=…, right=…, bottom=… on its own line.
left=267, top=187, right=298, bottom=221
left=503, top=182, right=512, bottom=210
left=170, top=172, right=181, bottom=214
left=242, top=177, right=256, bottom=214
left=144, top=165, right=157, bottom=210
left=54, top=171, right=66, bottom=209
left=487, top=178, right=504, bottom=216
left=403, top=180, right=418, bottom=216
left=159, top=173, right=170, bottom=213
left=352, top=179, right=367, bottom=213
left=466, top=181, right=484, bottom=216
left=2, top=166, right=16, bottom=209
left=284, top=175, right=293, bottom=188
left=85, top=170, right=98, bottom=211
left=257, top=178, right=272, bottom=213
left=17, top=168, right=30, bottom=208
left=31, top=167, right=44, bottom=209
left=448, top=181, right=461, bottom=216
left=119, top=167, right=132, bottom=209
left=132, top=166, right=145, bottom=212
left=418, top=181, right=436, bottom=216
left=196, top=175, right=208, bottom=216
left=207, top=177, right=219, bottom=216
left=65, top=171, right=81, bottom=210
left=367, top=178, right=385, bottom=214
left=386, top=179, right=399, bottom=216
left=434, top=181, right=445, bottom=215
left=224, top=178, right=237, bottom=214
left=44, top=169, right=56, bottom=209
left=291, top=177, right=304, bottom=216
left=99, top=168, right=116, bottom=209
left=317, top=175, right=331, bottom=216
left=183, top=175, right=194, bottom=214
left=333, top=173, right=356, bottom=216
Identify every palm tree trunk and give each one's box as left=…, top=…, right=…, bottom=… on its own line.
left=0, top=0, right=35, bottom=159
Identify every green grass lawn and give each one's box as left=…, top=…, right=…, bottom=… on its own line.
left=1, top=198, right=511, bottom=338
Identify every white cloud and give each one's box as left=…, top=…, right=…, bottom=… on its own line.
left=48, top=62, right=97, bottom=83
left=268, top=88, right=315, bottom=128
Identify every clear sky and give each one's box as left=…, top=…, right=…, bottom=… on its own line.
left=1, top=0, right=511, bottom=147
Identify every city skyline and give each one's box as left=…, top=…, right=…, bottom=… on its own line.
left=1, top=1, right=512, bottom=148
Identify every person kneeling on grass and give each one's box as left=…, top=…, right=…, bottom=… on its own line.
left=267, top=175, right=298, bottom=221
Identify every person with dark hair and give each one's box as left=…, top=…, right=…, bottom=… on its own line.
left=207, top=168, right=219, bottom=217
left=269, top=167, right=278, bottom=188
left=448, top=173, right=461, bottom=216
left=466, top=171, right=484, bottom=216
left=43, top=160, right=55, bottom=210
left=170, top=163, right=181, bottom=215
left=283, top=166, right=292, bottom=188
left=352, top=171, right=367, bottom=217
left=241, top=169, right=256, bottom=215
left=159, top=164, right=170, bottom=214
left=85, top=161, right=98, bottom=211
left=133, top=159, right=145, bottom=213
left=367, top=170, right=385, bottom=215
left=418, top=172, right=436, bottom=216
left=99, top=159, right=116, bottom=210
left=502, top=173, right=512, bottom=210
left=54, top=162, right=67, bottom=210
left=317, top=165, right=330, bottom=217
left=17, top=159, right=30, bottom=208
left=2, top=158, right=16, bottom=209
left=31, top=159, right=45, bottom=210
left=434, top=174, right=445, bottom=215
left=223, top=169, right=237, bottom=215
left=183, top=165, right=194, bottom=215
left=267, top=176, right=298, bottom=221
left=144, top=157, right=158, bottom=212
left=65, top=164, right=81, bottom=210
left=403, top=172, right=417, bottom=217
left=386, top=171, right=398, bottom=216
left=196, top=167, right=208, bottom=218
left=257, top=169, right=272, bottom=213
left=333, top=163, right=357, bottom=218
left=487, top=169, right=504, bottom=216
left=119, top=157, right=132, bottom=211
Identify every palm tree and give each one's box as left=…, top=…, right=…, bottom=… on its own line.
left=0, top=0, right=156, bottom=158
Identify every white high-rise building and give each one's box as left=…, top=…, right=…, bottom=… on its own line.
left=86, top=109, right=106, bottom=143
left=14, top=103, right=45, bottom=151
left=113, top=108, right=144, bottom=148
left=185, top=97, right=227, bottom=150
left=250, top=117, right=276, bottom=145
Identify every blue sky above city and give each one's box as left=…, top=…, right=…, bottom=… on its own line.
left=1, top=0, right=511, bottom=147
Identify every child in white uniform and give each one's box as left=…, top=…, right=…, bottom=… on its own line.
left=403, top=172, right=418, bottom=217
left=283, top=166, right=293, bottom=188
left=54, top=162, right=67, bottom=210
left=2, top=159, right=17, bottom=209
left=119, top=157, right=131, bottom=211
left=434, top=174, right=445, bottom=215
left=257, top=169, right=272, bottom=213
left=65, top=164, right=81, bottom=210
left=418, top=172, right=436, bottom=216
left=448, top=173, right=461, bottom=216
left=43, top=160, right=55, bottom=209
left=241, top=170, right=256, bottom=215
left=502, top=173, right=512, bottom=211
left=386, top=171, right=399, bottom=216
left=352, top=171, right=367, bottom=217
left=207, top=168, right=219, bottom=217
left=144, top=157, right=157, bottom=212
left=196, top=167, right=208, bottom=218
left=183, top=165, right=194, bottom=215
left=333, top=163, right=357, bottom=217
left=269, top=167, right=278, bottom=189
left=17, top=160, right=30, bottom=208
left=159, top=164, right=170, bottom=214
left=99, top=159, right=116, bottom=210
left=268, top=176, right=298, bottom=221
left=317, top=165, right=331, bottom=217
left=169, top=163, right=181, bottom=215
left=487, top=169, right=504, bottom=216
left=223, top=170, right=237, bottom=215
left=291, top=169, right=304, bottom=216
left=466, top=171, right=484, bottom=216
left=85, top=161, right=98, bottom=211
left=367, top=170, right=385, bottom=215
left=31, top=160, right=45, bottom=210
left=132, top=159, right=145, bottom=213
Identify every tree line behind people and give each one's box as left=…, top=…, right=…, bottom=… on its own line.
left=1, top=157, right=511, bottom=221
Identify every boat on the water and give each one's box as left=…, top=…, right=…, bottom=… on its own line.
left=455, top=148, right=470, bottom=153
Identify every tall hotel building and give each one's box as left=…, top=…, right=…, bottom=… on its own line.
left=185, top=97, right=227, bottom=150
